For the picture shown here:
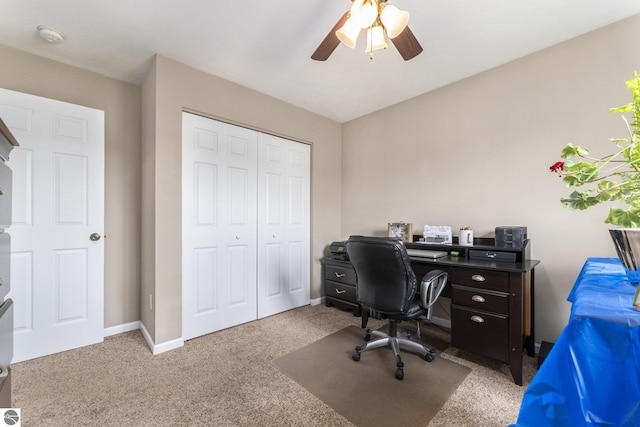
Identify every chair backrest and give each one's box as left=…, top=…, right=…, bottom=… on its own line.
left=344, top=235, right=417, bottom=315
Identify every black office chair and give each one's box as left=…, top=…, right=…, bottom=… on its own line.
left=344, top=235, right=448, bottom=380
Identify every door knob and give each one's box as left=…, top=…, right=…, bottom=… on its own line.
left=89, top=233, right=101, bottom=241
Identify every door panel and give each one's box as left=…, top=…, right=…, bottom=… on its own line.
left=257, top=134, right=310, bottom=318
left=182, top=112, right=257, bottom=340
left=0, top=88, right=104, bottom=362
left=54, top=154, right=87, bottom=224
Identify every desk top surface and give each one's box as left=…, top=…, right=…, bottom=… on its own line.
left=325, top=255, right=540, bottom=273
left=408, top=254, right=540, bottom=273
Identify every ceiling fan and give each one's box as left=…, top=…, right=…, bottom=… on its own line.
left=311, top=0, right=423, bottom=61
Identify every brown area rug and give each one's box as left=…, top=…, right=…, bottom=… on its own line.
left=272, top=325, right=471, bottom=427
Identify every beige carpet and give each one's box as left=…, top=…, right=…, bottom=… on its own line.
left=11, top=304, right=536, bottom=426
left=272, top=325, right=471, bottom=427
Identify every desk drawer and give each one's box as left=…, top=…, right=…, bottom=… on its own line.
left=451, top=285, right=508, bottom=315
left=325, top=280, right=357, bottom=304
left=469, top=250, right=516, bottom=262
left=451, top=304, right=509, bottom=363
left=325, top=264, right=356, bottom=285
left=451, top=268, right=509, bottom=292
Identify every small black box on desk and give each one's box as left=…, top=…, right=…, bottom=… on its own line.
left=329, top=241, right=349, bottom=261
left=495, top=226, right=527, bottom=249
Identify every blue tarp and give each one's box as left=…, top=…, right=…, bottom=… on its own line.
left=511, top=258, right=640, bottom=427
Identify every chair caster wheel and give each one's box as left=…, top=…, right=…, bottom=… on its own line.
left=352, top=352, right=361, bottom=361
left=424, top=352, right=436, bottom=362
left=395, top=368, right=404, bottom=380
left=364, top=333, right=371, bottom=342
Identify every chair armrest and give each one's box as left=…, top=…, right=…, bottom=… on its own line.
left=420, top=270, right=448, bottom=310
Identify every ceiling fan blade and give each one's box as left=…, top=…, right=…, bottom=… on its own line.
left=311, top=11, right=350, bottom=61
left=390, top=25, right=423, bottom=61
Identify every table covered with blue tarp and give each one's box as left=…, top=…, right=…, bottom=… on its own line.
left=511, top=257, right=640, bottom=427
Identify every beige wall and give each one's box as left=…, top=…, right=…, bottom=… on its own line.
left=3, top=13, right=638, bottom=348
left=0, top=44, right=142, bottom=329
left=342, top=14, right=640, bottom=343
left=142, top=56, right=343, bottom=344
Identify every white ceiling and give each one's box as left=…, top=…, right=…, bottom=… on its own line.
left=1, top=0, right=639, bottom=123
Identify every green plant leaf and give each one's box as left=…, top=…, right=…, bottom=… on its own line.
left=562, top=175, right=579, bottom=186
left=561, top=143, right=589, bottom=159
left=610, top=103, right=632, bottom=114
left=605, top=207, right=640, bottom=228
left=560, top=190, right=599, bottom=210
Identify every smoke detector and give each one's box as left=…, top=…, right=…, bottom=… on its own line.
left=37, top=25, right=65, bottom=44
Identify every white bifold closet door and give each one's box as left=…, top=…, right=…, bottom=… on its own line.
left=257, top=133, right=310, bottom=318
left=182, top=112, right=310, bottom=340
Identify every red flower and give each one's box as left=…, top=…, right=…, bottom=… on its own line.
left=549, top=161, right=564, bottom=176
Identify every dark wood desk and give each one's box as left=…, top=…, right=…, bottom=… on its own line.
left=322, top=238, right=539, bottom=386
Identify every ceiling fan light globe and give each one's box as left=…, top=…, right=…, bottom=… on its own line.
left=350, top=0, right=364, bottom=22
left=380, top=5, right=409, bottom=38
left=352, top=0, right=378, bottom=28
left=365, top=25, right=388, bottom=53
left=336, top=17, right=360, bottom=48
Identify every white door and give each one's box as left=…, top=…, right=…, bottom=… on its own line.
left=0, top=88, right=104, bottom=362
left=257, top=134, right=310, bottom=318
left=182, top=112, right=257, bottom=340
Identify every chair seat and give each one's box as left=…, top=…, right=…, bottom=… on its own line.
left=387, top=299, right=424, bottom=321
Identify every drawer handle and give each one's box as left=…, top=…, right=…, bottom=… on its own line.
left=485, top=252, right=497, bottom=258
left=471, top=274, right=485, bottom=282
left=335, top=288, right=346, bottom=294
left=471, top=295, right=485, bottom=303
left=334, top=272, right=346, bottom=278
left=471, top=315, right=485, bottom=323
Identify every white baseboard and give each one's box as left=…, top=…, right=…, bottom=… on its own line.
left=139, top=322, right=184, bottom=355
left=104, top=321, right=141, bottom=337
left=102, top=304, right=455, bottom=356
left=153, top=336, right=184, bottom=354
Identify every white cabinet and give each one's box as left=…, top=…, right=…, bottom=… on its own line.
left=182, top=113, right=310, bottom=340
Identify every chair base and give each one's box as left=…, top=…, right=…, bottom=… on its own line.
left=352, top=320, right=436, bottom=380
